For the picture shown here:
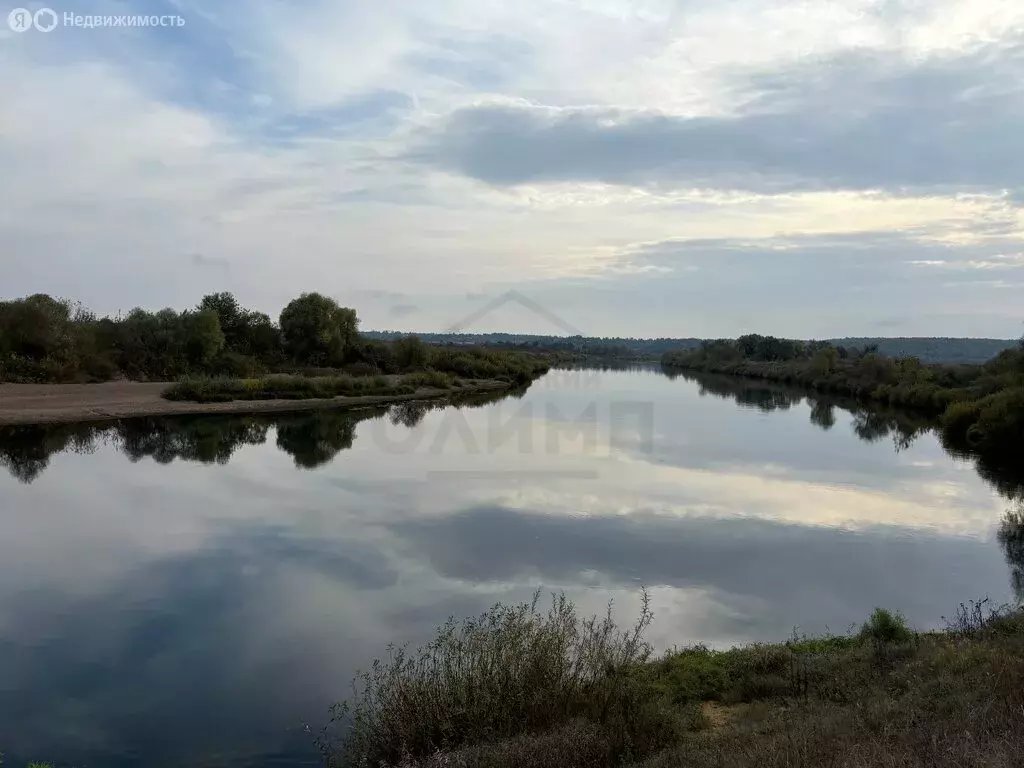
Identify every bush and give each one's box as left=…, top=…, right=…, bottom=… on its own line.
left=208, top=351, right=264, bottom=378
left=967, top=388, right=1024, bottom=450
left=343, top=361, right=382, bottom=377
left=942, top=400, right=982, bottom=441
left=80, top=353, right=120, bottom=382
left=393, top=336, right=430, bottom=371
left=656, top=647, right=730, bottom=703
left=401, top=371, right=456, bottom=390
left=322, top=590, right=673, bottom=767
left=355, top=339, right=400, bottom=374
left=860, top=608, right=914, bottom=644
left=163, top=374, right=402, bottom=403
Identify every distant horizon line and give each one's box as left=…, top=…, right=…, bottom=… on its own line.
left=360, top=330, right=1020, bottom=343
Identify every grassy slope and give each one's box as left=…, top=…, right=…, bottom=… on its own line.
left=634, top=605, right=1024, bottom=768
left=321, top=594, right=1024, bottom=768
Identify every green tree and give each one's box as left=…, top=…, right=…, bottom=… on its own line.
left=279, top=293, right=358, bottom=366
left=392, top=335, right=429, bottom=370
left=355, top=339, right=399, bottom=373
left=240, top=311, right=282, bottom=361
left=0, top=294, right=74, bottom=361
left=198, top=292, right=242, bottom=333
left=812, top=347, right=838, bottom=375
left=199, top=292, right=281, bottom=361
left=183, top=308, right=225, bottom=366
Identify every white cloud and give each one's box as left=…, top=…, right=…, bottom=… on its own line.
left=2, top=0, right=1024, bottom=334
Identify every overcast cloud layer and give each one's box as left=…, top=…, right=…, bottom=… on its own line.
left=2, top=0, right=1023, bottom=337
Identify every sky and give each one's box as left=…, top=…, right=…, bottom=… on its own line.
left=2, top=0, right=1023, bottom=338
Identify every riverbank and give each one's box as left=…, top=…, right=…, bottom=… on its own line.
left=661, top=342, right=1024, bottom=453
left=0, top=379, right=514, bottom=426
left=321, top=592, right=1024, bottom=768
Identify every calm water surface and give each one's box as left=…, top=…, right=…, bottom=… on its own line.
left=0, top=368, right=1020, bottom=766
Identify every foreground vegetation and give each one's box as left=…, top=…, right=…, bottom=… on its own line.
left=0, top=292, right=547, bottom=385
left=321, top=587, right=1024, bottom=768
left=662, top=334, right=1024, bottom=453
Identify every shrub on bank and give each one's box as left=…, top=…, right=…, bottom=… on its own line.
left=163, top=374, right=409, bottom=403
left=400, top=370, right=456, bottom=390
left=162, top=366, right=510, bottom=402
left=860, top=608, right=914, bottom=644
left=323, top=592, right=1024, bottom=768
left=322, top=590, right=676, bottom=768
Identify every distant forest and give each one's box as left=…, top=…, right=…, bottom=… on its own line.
left=363, top=332, right=1018, bottom=365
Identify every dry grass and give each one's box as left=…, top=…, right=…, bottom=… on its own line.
left=320, top=590, right=679, bottom=767
left=635, top=630, right=1024, bottom=768
left=322, top=594, right=1024, bottom=768
left=163, top=373, right=406, bottom=402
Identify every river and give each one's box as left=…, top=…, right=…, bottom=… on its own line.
left=0, top=367, right=1020, bottom=765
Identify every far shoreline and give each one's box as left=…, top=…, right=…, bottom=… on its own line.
left=0, top=379, right=513, bottom=426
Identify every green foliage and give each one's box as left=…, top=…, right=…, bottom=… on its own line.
left=400, top=370, right=456, bottom=390
left=393, top=335, right=430, bottom=370
left=351, top=338, right=400, bottom=374
left=279, top=292, right=358, bottom=367
left=427, top=347, right=549, bottom=384
left=163, top=373, right=413, bottom=403
left=860, top=608, right=914, bottom=644
left=944, top=387, right=1024, bottom=451
left=655, top=647, right=731, bottom=703
left=199, top=292, right=282, bottom=361
left=182, top=308, right=225, bottom=366
left=0, top=292, right=551, bottom=393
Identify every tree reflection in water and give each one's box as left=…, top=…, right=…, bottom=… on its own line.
left=0, top=387, right=527, bottom=484
left=998, top=504, right=1024, bottom=603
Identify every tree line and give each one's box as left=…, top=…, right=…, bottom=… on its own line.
left=661, top=333, right=1024, bottom=455
left=365, top=331, right=1018, bottom=365
left=0, top=292, right=545, bottom=384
